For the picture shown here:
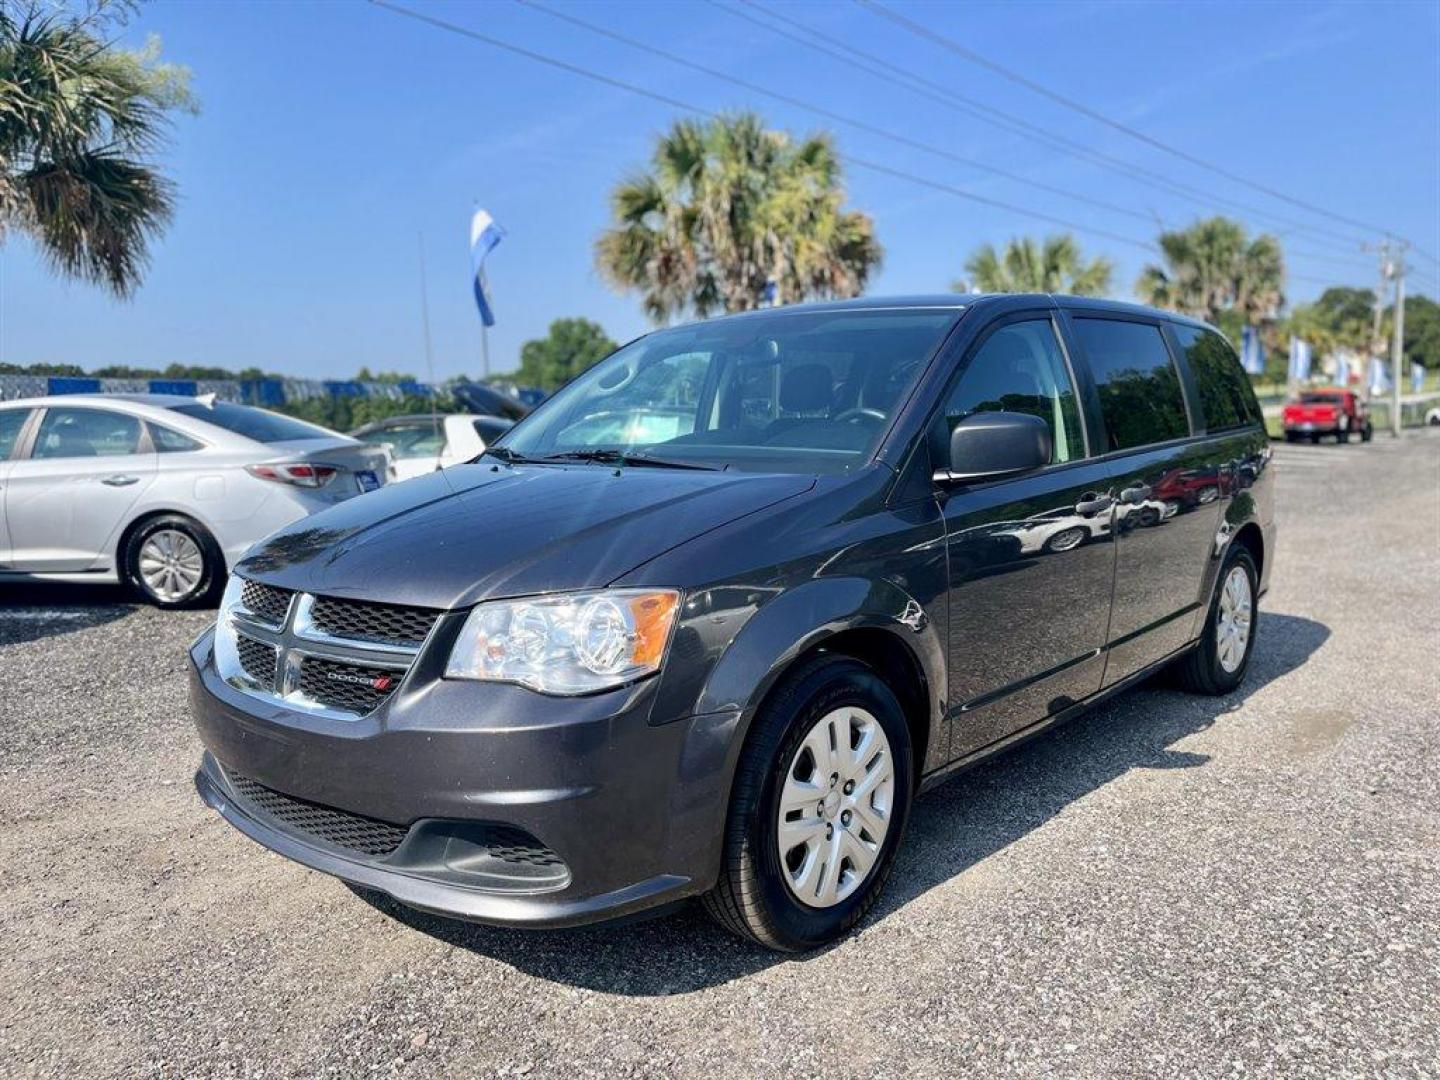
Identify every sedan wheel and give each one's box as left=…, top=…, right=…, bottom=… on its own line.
left=138, top=529, right=206, bottom=603
left=125, top=515, right=223, bottom=608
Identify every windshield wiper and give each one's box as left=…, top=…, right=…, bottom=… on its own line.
left=483, top=445, right=541, bottom=465
left=534, top=449, right=722, bottom=471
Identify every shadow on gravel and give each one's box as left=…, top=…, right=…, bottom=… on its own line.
left=0, top=582, right=140, bottom=645
left=352, top=611, right=1330, bottom=994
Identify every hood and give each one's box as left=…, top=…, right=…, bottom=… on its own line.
left=236, top=462, right=815, bottom=609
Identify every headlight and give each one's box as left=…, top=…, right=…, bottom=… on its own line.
left=445, top=589, right=680, bottom=695
left=213, top=575, right=245, bottom=680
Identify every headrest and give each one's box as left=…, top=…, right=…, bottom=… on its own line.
left=780, top=363, right=834, bottom=413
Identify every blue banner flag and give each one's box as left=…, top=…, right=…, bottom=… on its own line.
left=1412, top=362, right=1426, bottom=394
left=1368, top=357, right=1391, bottom=394
left=1334, top=357, right=1350, bottom=388
left=470, top=208, right=505, bottom=327
left=1287, top=337, right=1312, bottom=383
left=1240, top=326, right=1264, bottom=375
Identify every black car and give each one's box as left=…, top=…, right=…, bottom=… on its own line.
left=189, top=295, right=1273, bottom=952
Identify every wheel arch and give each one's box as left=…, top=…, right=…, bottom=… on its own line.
left=691, top=576, right=946, bottom=791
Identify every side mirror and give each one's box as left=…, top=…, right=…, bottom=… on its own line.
left=933, top=412, right=1052, bottom=485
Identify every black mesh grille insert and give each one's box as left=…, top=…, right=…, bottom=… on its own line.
left=226, top=772, right=408, bottom=856
left=298, top=655, right=402, bottom=714
left=240, top=579, right=292, bottom=626
left=482, top=826, right=565, bottom=868
left=235, top=634, right=278, bottom=686
left=308, top=596, right=439, bottom=646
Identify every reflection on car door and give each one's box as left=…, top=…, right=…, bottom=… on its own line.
left=4, top=406, right=158, bottom=572
left=936, top=313, right=1117, bottom=761
left=1064, top=315, right=1223, bottom=684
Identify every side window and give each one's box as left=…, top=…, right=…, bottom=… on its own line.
left=33, top=408, right=141, bottom=459
left=149, top=423, right=203, bottom=453
left=0, top=409, right=29, bottom=458
left=1072, top=318, right=1190, bottom=451
left=373, top=423, right=446, bottom=460
left=939, top=319, right=1084, bottom=465
left=1171, top=324, right=1259, bottom=430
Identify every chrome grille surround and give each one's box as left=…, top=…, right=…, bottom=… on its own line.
left=216, top=581, right=440, bottom=721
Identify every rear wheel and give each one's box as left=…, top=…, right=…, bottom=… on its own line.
left=123, top=514, right=225, bottom=609
left=1362, top=422, right=1374, bottom=442
left=1173, top=546, right=1258, bottom=695
left=703, top=654, right=913, bottom=952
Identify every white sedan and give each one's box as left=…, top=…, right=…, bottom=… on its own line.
left=350, top=413, right=514, bottom=482
left=0, top=394, right=389, bottom=607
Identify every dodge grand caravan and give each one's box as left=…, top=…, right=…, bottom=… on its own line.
left=189, top=295, right=1274, bottom=951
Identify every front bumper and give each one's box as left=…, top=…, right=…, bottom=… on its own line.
left=187, top=630, right=742, bottom=928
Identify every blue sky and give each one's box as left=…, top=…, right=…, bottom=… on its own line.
left=3, top=0, right=1438, bottom=380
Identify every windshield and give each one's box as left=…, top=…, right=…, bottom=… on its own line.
left=495, top=308, right=960, bottom=474
left=170, top=401, right=337, bottom=443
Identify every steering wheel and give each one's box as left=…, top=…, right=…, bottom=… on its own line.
left=832, top=407, right=887, bottom=425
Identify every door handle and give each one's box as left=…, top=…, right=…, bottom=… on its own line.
left=1120, top=484, right=1151, bottom=504
left=1075, top=494, right=1114, bottom=515
left=101, top=474, right=139, bottom=487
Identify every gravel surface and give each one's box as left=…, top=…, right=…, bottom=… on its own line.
left=2, top=432, right=1437, bottom=1079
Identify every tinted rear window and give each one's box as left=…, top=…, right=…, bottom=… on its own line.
left=169, top=402, right=330, bottom=443
left=1073, top=318, right=1190, bottom=451
left=1172, top=325, right=1259, bottom=431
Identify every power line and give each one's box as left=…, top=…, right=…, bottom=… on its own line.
left=366, top=0, right=1161, bottom=255
left=715, top=0, right=1373, bottom=257
left=367, top=0, right=1393, bottom=290
left=514, top=0, right=1163, bottom=231
left=858, top=0, right=1415, bottom=247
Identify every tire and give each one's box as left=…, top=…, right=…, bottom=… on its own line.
left=1043, top=526, right=1087, bottom=553
left=1173, top=546, right=1258, bottom=695
left=122, top=514, right=225, bottom=609
left=1308, top=433, right=1321, bottom=444
left=1337, top=429, right=1350, bottom=444
left=1283, top=431, right=1300, bottom=443
left=1362, top=423, right=1374, bottom=442
left=703, top=654, right=914, bottom=952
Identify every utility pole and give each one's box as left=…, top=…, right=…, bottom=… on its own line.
left=1391, top=241, right=1408, bottom=438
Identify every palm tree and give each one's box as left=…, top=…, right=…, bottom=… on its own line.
left=595, top=113, right=881, bottom=323
left=958, top=234, right=1112, bottom=297
left=1135, top=217, right=1285, bottom=326
left=0, top=2, right=195, bottom=297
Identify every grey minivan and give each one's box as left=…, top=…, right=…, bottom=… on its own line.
left=189, top=295, right=1273, bottom=951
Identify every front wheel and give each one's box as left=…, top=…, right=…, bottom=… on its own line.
left=703, top=655, right=913, bottom=952
left=1362, top=423, right=1374, bottom=442
left=123, top=514, right=225, bottom=608
left=1173, top=546, right=1258, bottom=695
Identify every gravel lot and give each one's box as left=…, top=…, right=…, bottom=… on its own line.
left=2, top=432, right=1437, bottom=1079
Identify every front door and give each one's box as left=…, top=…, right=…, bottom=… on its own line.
left=936, top=313, right=1117, bottom=761
left=1063, top=315, right=1223, bottom=683
left=4, top=406, right=157, bottom=571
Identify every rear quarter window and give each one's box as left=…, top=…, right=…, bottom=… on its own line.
left=0, top=409, right=28, bottom=458
left=1172, top=324, right=1261, bottom=430
left=169, top=401, right=332, bottom=443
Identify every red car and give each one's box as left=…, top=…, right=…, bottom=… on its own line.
left=1281, top=388, right=1373, bottom=444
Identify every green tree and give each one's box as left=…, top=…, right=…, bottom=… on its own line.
left=958, top=234, right=1112, bottom=296
left=0, top=1, right=196, bottom=297
left=1136, top=217, right=1285, bottom=327
left=1392, top=294, right=1439, bottom=370
left=596, top=112, right=881, bottom=322
left=515, top=318, right=617, bottom=391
